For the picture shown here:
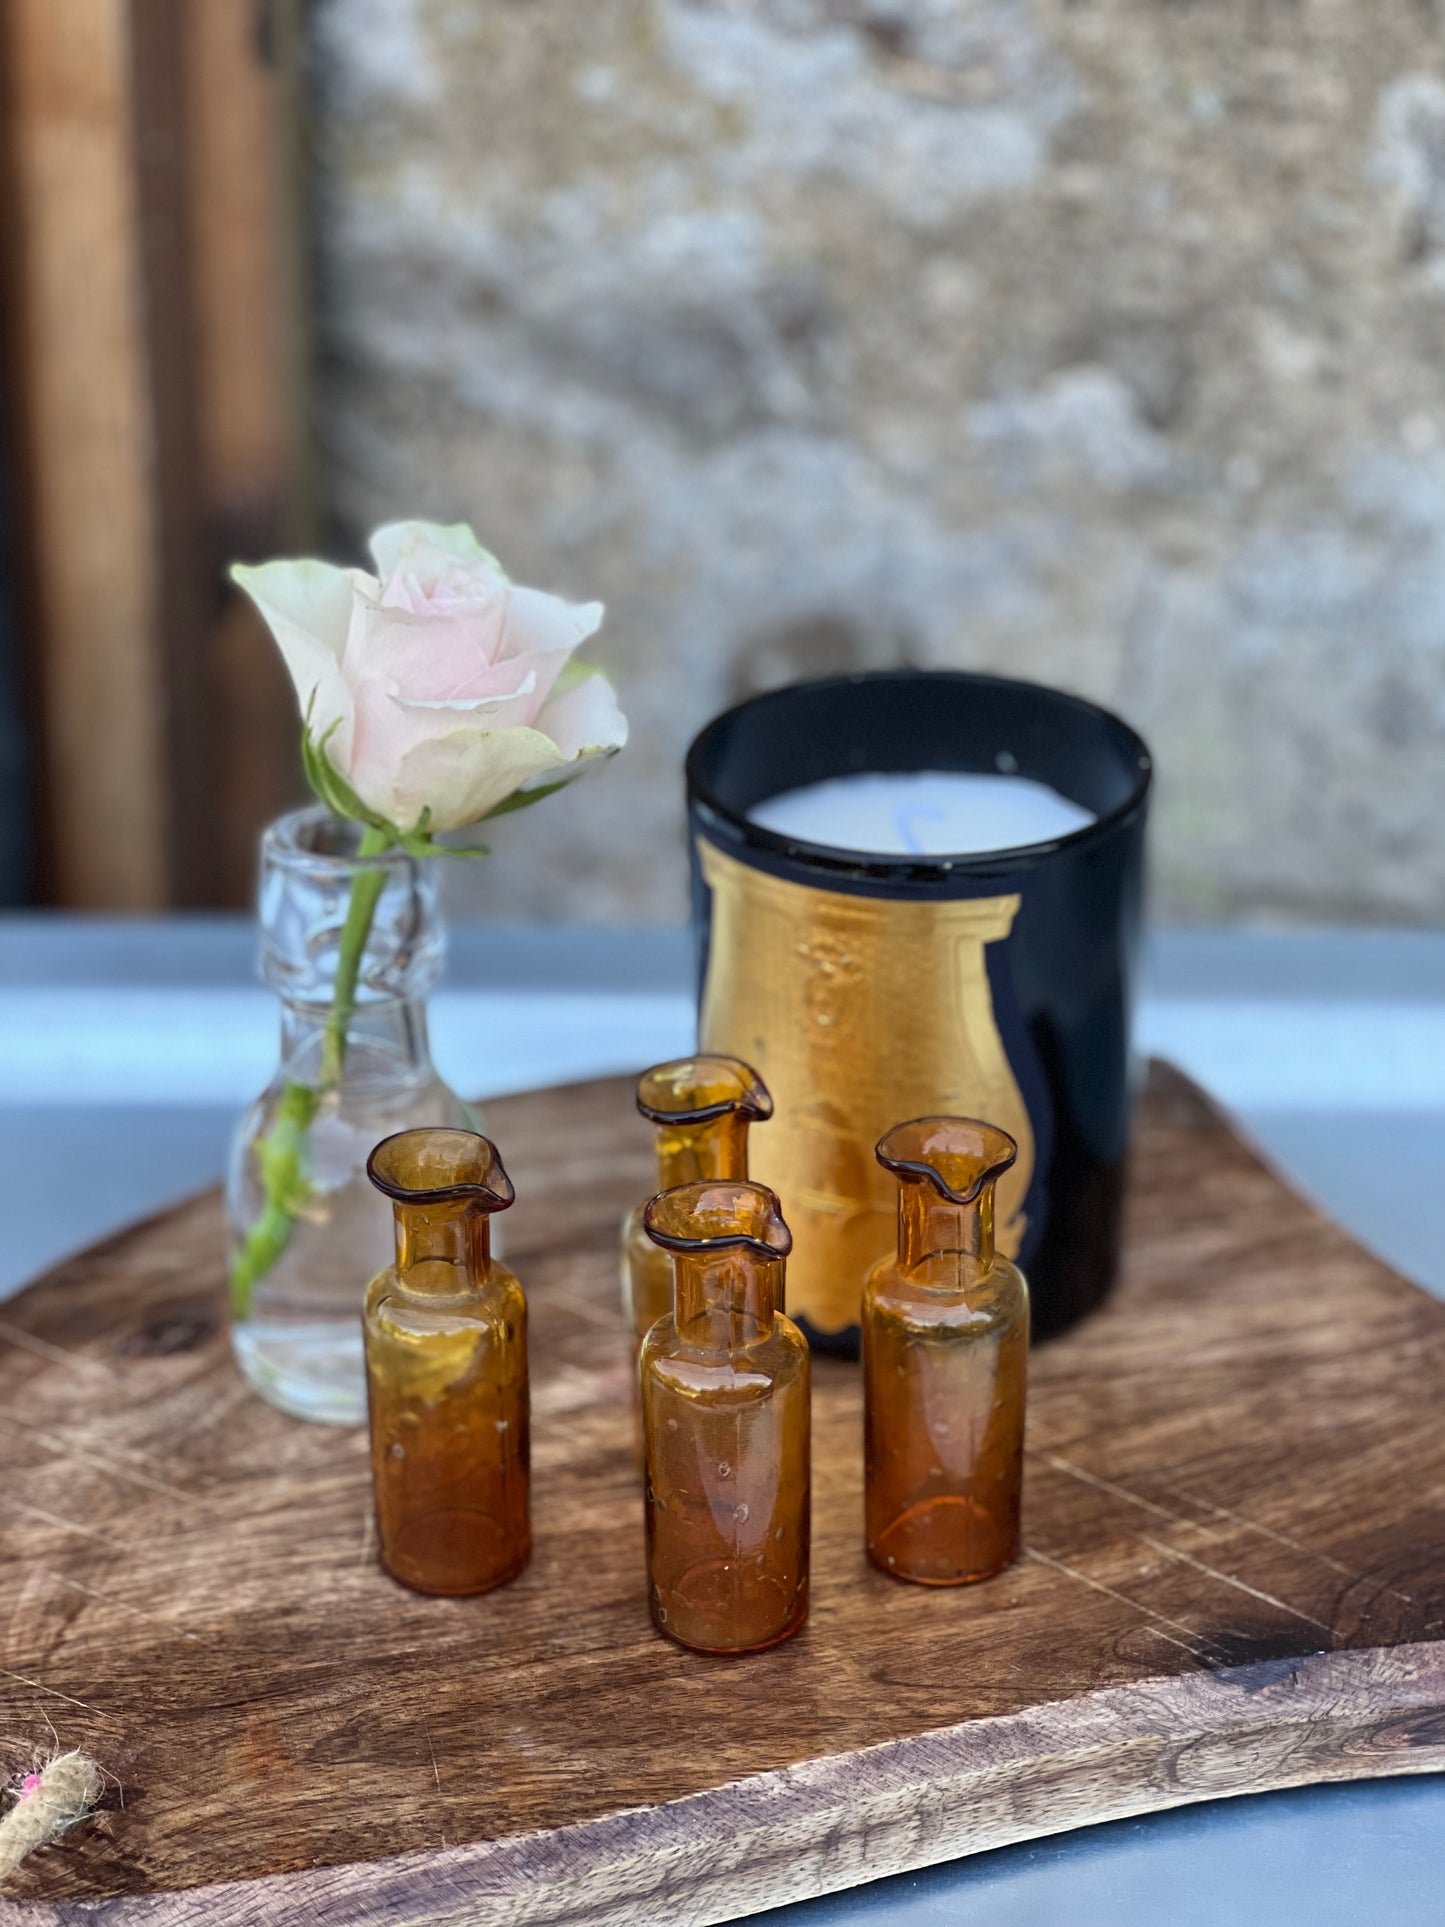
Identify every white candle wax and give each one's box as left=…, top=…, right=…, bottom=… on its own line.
left=748, top=769, right=1096, bottom=857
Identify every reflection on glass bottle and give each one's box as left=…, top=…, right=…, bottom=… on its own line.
left=363, top=1128, right=529, bottom=1597
left=641, top=1181, right=809, bottom=1654
left=863, top=1117, right=1028, bottom=1587
left=621, top=1057, right=773, bottom=1352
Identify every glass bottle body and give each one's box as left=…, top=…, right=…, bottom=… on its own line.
left=641, top=1181, right=808, bottom=1654
left=863, top=1119, right=1029, bottom=1586
left=621, top=1202, right=673, bottom=1351
left=363, top=1130, right=529, bottom=1596
left=621, top=1058, right=771, bottom=1352
left=227, top=807, right=474, bottom=1425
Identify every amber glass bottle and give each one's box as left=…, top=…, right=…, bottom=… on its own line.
left=640, top=1181, right=809, bottom=1653
left=863, top=1117, right=1028, bottom=1587
left=363, top=1128, right=529, bottom=1596
left=621, top=1057, right=772, bottom=1352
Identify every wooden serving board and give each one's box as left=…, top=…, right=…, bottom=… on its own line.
left=2, top=1064, right=1444, bottom=1924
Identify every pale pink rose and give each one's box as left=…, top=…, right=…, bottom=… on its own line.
left=233, top=521, right=626, bottom=834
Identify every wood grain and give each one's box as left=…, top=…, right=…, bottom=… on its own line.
left=1, top=1064, right=1443, bottom=1924
left=0, top=0, right=307, bottom=911
left=182, top=0, right=310, bottom=907
left=0, top=0, right=169, bottom=907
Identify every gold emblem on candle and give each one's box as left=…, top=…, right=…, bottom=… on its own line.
left=697, top=839, right=1035, bottom=1337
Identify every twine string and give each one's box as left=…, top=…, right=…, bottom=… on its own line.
left=0, top=1751, right=103, bottom=1880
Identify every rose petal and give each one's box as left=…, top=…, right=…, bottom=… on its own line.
left=232, top=558, right=353, bottom=689
left=342, top=593, right=512, bottom=704
left=387, top=724, right=571, bottom=831
left=238, top=521, right=624, bottom=837
left=232, top=558, right=359, bottom=754
left=499, top=586, right=605, bottom=663
left=344, top=661, right=550, bottom=819
left=533, top=669, right=629, bottom=762
left=369, top=520, right=506, bottom=584
left=400, top=670, right=539, bottom=712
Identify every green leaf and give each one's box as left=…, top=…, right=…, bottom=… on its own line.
left=301, top=719, right=394, bottom=835
left=229, top=1079, right=320, bottom=1314
left=483, top=778, right=574, bottom=820
left=380, top=806, right=483, bottom=862
left=482, top=743, right=622, bottom=821
left=397, top=829, right=492, bottom=860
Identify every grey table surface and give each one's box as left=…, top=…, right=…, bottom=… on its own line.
left=0, top=916, right=1441, bottom=1925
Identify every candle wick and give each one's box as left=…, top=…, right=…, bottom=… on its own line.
left=895, top=806, right=946, bottom=855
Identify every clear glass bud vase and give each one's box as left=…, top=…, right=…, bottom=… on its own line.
left=227, top=806, right=475, bottom=1424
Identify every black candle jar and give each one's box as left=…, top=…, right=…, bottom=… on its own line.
left=686, top=670, right=1151, bottom=1355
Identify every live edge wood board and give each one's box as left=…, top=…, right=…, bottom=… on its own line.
left=2, top=1063, right=1444, bottom=1925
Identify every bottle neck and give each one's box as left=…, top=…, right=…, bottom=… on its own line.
left=654, top=1115, right=751, bottom=1189
left=280, top=996, right=434, bottom=1085
left=391, top=1197, right=493, bottom=1293
left=672, top=1247, right=780, bottom=1350
left=897, top=1176, right=995, bottom=1280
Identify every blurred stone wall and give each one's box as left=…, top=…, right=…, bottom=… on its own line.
left=309, top=0, right=1445, bottom=923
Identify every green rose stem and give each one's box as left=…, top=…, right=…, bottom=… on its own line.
left=229, top=825, right=394, bottom=1315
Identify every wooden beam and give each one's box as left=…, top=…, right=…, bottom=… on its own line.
left=181, top=0, right=308, bottom=905
left=0, top=0, right=170, bottom=908
left=0, top=0, right=307, bottom=909
left=0, top=62, right=39, bottom=906
left=131, top=0, right=218, bottom=908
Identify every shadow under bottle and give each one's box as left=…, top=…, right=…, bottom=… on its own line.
left=364, top=1128, right=530, bottom=1597
left=641, top=1181, right=809, bottom=1654
left=863, top=1117, right=1029, bottom=1587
